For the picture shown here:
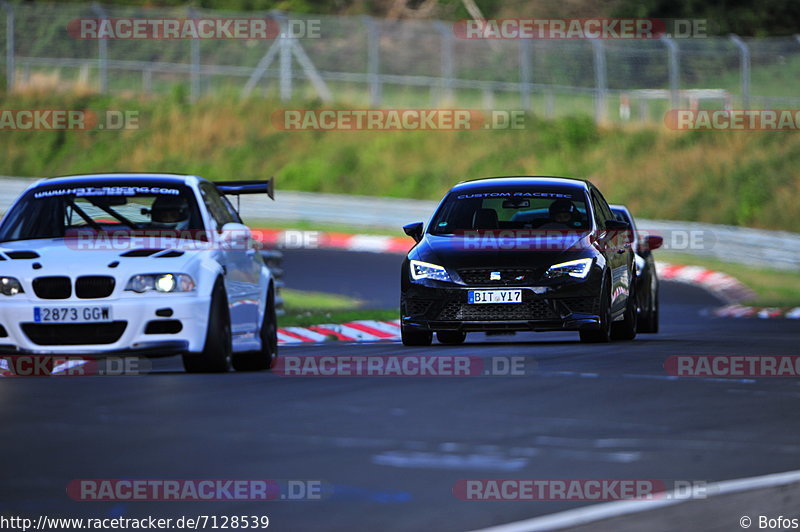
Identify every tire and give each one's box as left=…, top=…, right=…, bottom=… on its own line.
left=232, top=286, right=278, bottom=372
left=402, top=325, right=432, bottom=346
left=580, top=278, right=612, bottom=343
left=182, top=279, right=232, bottom=373
left=437, top=331, right=466, bottom=345
left=611, top=284, right=638, bottom=341
left=639, top=290, right=659, bottom=334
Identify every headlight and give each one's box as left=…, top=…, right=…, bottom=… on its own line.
left=410, top=260, right=451, bottom=282
left=125, top=273, right=196, bottom=293
left=545, top=258, right=593, bottom=279
left=0, top=277, right=23, bottom=296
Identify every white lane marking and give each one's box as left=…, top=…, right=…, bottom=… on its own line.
left=372, top=451, right=529, bottom=471
left=465, top=468, right=800, bottom=532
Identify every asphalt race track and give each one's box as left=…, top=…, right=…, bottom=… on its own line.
left=2, top=249, right=800, bottom=531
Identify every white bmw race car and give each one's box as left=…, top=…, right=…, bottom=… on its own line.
left=0, top=173, right=278, bottom=373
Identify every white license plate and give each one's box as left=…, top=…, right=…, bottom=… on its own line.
left=468, top=289, right=523, bottom=304
left=34, top=306, right=113, bottom=323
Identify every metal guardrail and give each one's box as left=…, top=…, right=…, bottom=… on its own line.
left=1, top=177, right=798, bottom=271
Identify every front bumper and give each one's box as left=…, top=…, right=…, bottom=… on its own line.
left=0, top=294, right=211, bottom=355
left=402, top=279, right=602, bottom=333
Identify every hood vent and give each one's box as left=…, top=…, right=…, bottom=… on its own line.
left=156, top=250, right=184, bottom=258
left=6, top=251, right=39, bottom=259
left=120, top=249, right=163, bottom=258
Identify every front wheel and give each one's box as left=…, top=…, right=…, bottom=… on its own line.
left=580, top=280, right=612, bottom=343
left=639, top=289, right=659, bottom=334
left=402, top=325, right=432, bottom=346
left=183, top=279, right=232, bottom=373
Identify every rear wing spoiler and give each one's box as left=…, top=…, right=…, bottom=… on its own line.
left=214, top=177, right=275, bottom=200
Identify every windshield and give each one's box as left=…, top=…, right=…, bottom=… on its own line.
left=429, top=187, right=591, bottom=235
left=0, top=182, right=205, bottom=242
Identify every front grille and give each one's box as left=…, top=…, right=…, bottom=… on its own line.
left=32, top=276, right=72, bottom=299
left=560, top=297, right=599, bottom=314
left=437, top=300, right=558, bottom=321
left=458, top=268, right=543, bottom=286
left=22, top=321, right=127, bottom=345
left=404, top=299, right=433, bottom=316
left=75, top=276, right=115, bottom=299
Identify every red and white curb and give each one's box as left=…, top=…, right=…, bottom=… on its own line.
left=253, top=229, right=409, bottom=254
left=711, top=305, right=800, bottom=320
left=257, top=229, right=792, bottom=328
left=278, top=319, right=401, bottom=345
left=655, top=261, right=756, bottom=304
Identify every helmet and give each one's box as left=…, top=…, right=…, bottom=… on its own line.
left=151, top=196, right=189, bottom=224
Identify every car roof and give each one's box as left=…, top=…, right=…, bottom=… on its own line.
left=609, top=204, right=632, bottom=216
left=451, top=176, right=591, bottom=192
left=32, top=173, right=200, bottom=187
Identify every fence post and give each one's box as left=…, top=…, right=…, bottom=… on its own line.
left=1, top=2, right=14, bottom=92
left=91, top=3, right=107, bottom=93
left=660, top=35, right=680, bottom=110
left=591, top=39, right=607, bottom=124
left=278, top=15, right=292, bottom=102
left=729, top=34, right=750, bottom=108
left=434, top=21, right=454, bottom=105
left=519, top=39, right=531, bottom=111
left=189, top=7, right=200, bottom=102
left=363, top=16, right=381, bottom=106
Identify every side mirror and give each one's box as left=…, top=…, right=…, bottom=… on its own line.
left=642, top=234, right=663, bottom=251
left=219, top=222, right=252, bottom=249
left=403, top=222, right=424, bottom=243
left=604, top=219, right=630, bottom=231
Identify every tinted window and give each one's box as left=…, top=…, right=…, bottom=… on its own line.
left=199, top=182, right=236, bottom=228
left=429, top=187, right=590, bottom=234
left=0, top=182, right=204, bottom=242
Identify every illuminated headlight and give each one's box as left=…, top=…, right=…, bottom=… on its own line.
left=545, top=258, right=593, bottom=279
left=0, top=277, right=23, bottom=296
left=125, top=274, right=196, bottom=293
left=410, top=260, right=451, bottom=282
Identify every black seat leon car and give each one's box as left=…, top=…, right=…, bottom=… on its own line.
left=400, top=176, right=637, bottom=346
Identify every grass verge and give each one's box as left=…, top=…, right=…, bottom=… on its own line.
left=657, top=252, right=800, bottom=307
left=280, top=288, right=398, bottom=327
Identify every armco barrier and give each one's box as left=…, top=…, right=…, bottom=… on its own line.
left=2, top=177, right=798, bottom=271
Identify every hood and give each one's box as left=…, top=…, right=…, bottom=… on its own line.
left=0, top=238, right=203, bottom=279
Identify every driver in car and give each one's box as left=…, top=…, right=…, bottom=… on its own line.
left=150, top=196, right=191, bottom=231
left=539, top=198, right=580, bottom=229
